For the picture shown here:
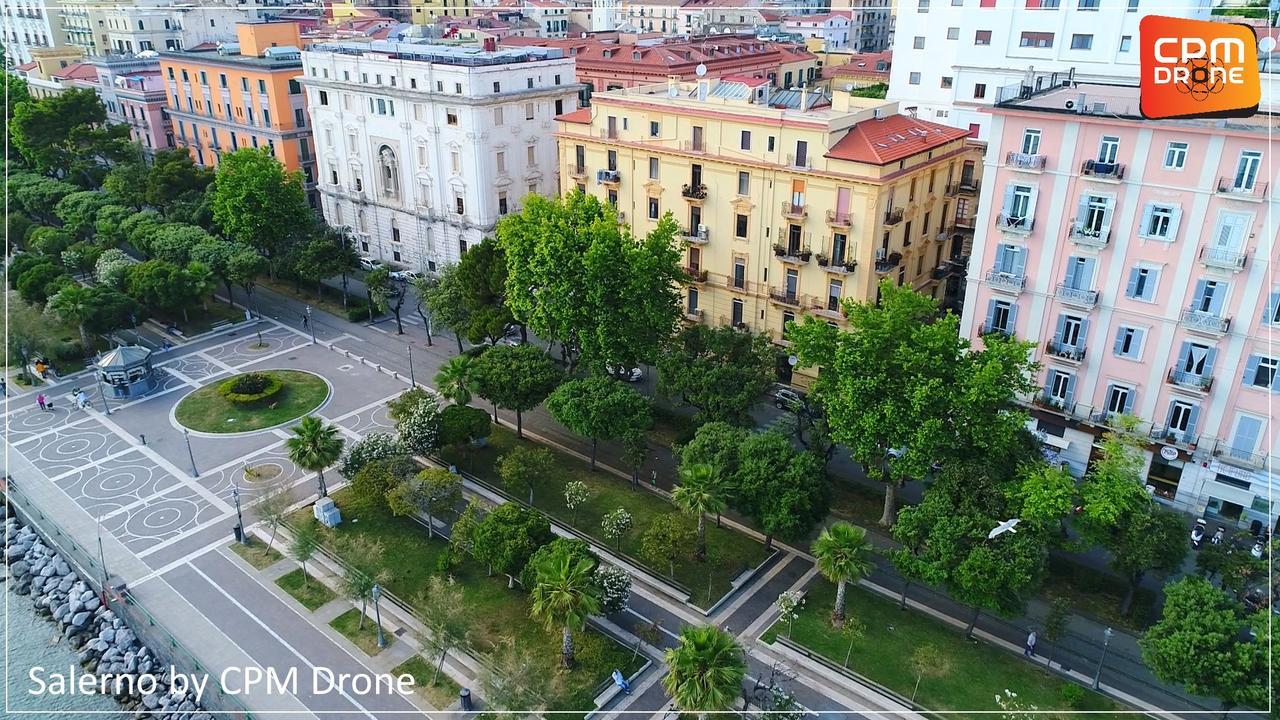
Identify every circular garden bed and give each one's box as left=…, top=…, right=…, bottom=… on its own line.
left=175, top=370, right=329, bottom=434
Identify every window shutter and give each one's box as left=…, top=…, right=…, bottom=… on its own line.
left=1263, top=292, right=1280, bottom=325
left=1167, top=206, right=1182, bottom=240
left=1124, top=268, right=1140, bottom=298
left=985, top=299, right=997, bottom=331
left=1054, top=315, right=1067, bottom=343
left=1243, top=354, right=1260, bottom=386
left=1122, top=387, right=1135, bottom=415
left=1045, top=369, right=1058, bottom=393
left=1007, top=303, right=1019, bottom=332
left=1138, top=204, right=1154, bottom=236
left=1113, top=327, right=1126, bottom=356
left=1028, top=186, right=1039, bottom=221
left=1001, top=184, right=1015, bottom=215
left=1064, top=374, right=1076, bottom=404
left=1208, top=281, right=1227, bottom=315
left=1163, top=401, right=1177, bottom=429
left=1101, top=201, right=1114, bottom=237
left=1064, top=257, right=1080, bottom=287
left=1272, top=362, right=1280, bottom=394
left=1204, top=346, right=1218, bottom=374
left=1080, top=257, right=1096, bottom=288
left=1078, top=318, right=1090, bottom=346
left=1104, top=383, right=1116, bottom=411
left=1075, top=195, right=1089, bottom=225
left=1176, top=340, right=1192, bottom=368
left=1186, top=405, right=1201, bottom=436
left=1191, top=279, right=1208, bottom=308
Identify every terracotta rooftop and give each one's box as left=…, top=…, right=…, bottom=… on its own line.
left=15, top=61, right=36, bottom=71
left=52, top=62, right=98, bottom=82
left=556, top=107, right=592, bottom=124
left=825, top=114, right=969, bottom=165
left=828, top=50, right=891, bottom=80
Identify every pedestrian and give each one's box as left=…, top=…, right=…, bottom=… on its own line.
left=76, top=390, right=89, bottom=410
left=650, top=469, right=658, bottom=487
left=301, top=312, right=310, bottom=330
left=1024, top=630, right=1037, bottom=658
left=36, top=393, right=46, bottom=411
left=1, top=377, right=8, bottom=396
left=34, top=360, right=47, bottom=379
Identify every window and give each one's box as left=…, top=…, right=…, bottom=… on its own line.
left=496, top=151, right=506, bottom=173
left=494, top=107, right=504, bottom=125
left=1138, top=204, right=1180, bottom=240
left=975, top=30, right=992, bottom=45
left=525, top=103, right=535, bottom=120
left=1163, top=141, right=1188, bottom=169
left=455, top=196, right=465, bottom=215
left=1078, top=0, right=1099, bottom=8
left=257, top=79, right=266, bottom=93
left=1243, top=355, right=1279, bottom=391
left=455, top=83, right=462, bottom=94
left=735, top=214, right=748, bottom=238
left=1263, top=291, right=1280, bottom=325
left=918, top=0, right=930, bottom=11
left=1021, top=128, right=1042, bottom=155
left=731, top=298, right=744, bottom=326
left=1233, top=150, right=1262, bottom=190
left=984, top=299, right=1016, bottom=334
left=498, top=192, right=508, bottom=215
left=1127, top=0, right=1139, bottom=10
left=1070, top=34, right=1093, bottom=50
left=494, top=81, right=501, bottom=92
left=947, top=27, right=959, bottom=40
left=909, top=72, right=921, bottom=85
left=913, top=36, right=925, bottom=49
left=644, top=197, right=658, bottom=220
left=649, top=121, right=659, bottom=137
left=318, top=90, right=329, bottom=106
left=1020, top=32, right=1054, bottom=48
left=1098, top=135, right=1120, bottom=164
left=607, top=150, right=617, bottom=171
left=649, top=157, right=659, bottom=179
left=740, top=130, right=751, bottom=150
left=1119, top=36, right=1132, bottom=53
left=993, top=244, right=1026, bottom=276
left=827, top=279, right=843, bottom=311
left=974, top=83, right=987, bottom=99
left=1114, top=326, right=1145, bottom=359
left=1125, top=266, right=1159, bottom=301
left=1046, top=369, right=1075, bottom=404
left=1104, top=384, right=1134, bottom=416
left=734, top=171, right=750, bottom=196
left=1190, top=279, right=1227, bottom=316
left=294, top=108, right=305, bottom=127
left=527, top=145, right=535, bottom=164
left=1168, top=400, right=1197, bottom=435
left=1062, top=256, right=1096, bottom=290
left=446, top=108, right=458, bottom=125
left=1003, top=183, right=1035, bottom=222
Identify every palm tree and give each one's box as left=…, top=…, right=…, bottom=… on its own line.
left=811, top=522, right=874, bottom=626
left=286, top=415, right=344, bottom=498
left=434, top=354, right=473, bottom=405
left=662, top=625, right=746, bottom=720
left=45, top=284, right=94, bottom=351
left=529, top=552, right=600, bottom=669
left=672, top=463, right=726, bottom=560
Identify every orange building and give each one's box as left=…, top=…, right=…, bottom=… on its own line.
left=159, top=22, right=317, bottom=205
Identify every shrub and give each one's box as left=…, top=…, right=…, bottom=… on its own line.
left=519, top=537, right=598, bottom=589
left=439, top=404, right=492, bottom=448
left=346, top=302, right=370, bottom=322
left=594, top=564, right=632, bottom=615
left=339, top=432, right=406, bottom=479
left=217, top=372, right=283, bottom=405
left=1060, top=683, right=1086, bottom=709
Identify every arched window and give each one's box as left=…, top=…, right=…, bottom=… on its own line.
left=378, top=145, right=399, bottom=198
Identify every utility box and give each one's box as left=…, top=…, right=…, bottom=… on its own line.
left=314, top=497, right=342, bottom=528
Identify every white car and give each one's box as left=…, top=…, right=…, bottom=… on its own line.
left=773, top=387, right=805, bottom=410
left=606, top=366, right=644, bottom=382
left=359, top=257, right=384, bottom=272
left=389, top=269, right=422, bottom=282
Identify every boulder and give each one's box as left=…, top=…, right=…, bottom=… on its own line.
left=70, top=611, right=91, bottom=627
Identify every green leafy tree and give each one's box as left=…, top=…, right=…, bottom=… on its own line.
left=10, top=89, right=133, bottom=183
left=452, top=237, right=514, bottom=344
left=17, top=262, right=66, bottom=305
left=678, top=421, right=749, bottom=495
left=340, top=538, right=390, bottom=630
left=478, top=636, right=548, bottom=718
left=226, top=246, right=268, bottom=311
left=529, top=549, right=601, bottom=668
left=190, top=239, right=240, bottom=305
left=145, top=148, right=213, bottom=210
left=350, top=461, right=399, bottom=507
left=545, top=376, right=652, bottom=470
left=811, top=522, right=874, bottom=625
left=415, top=575, right=469, bottom=684
left=289, top=522, right=320, bottom=585
left=252, top=477, right=294, bottom=556
left=437, top=404, right=491, bottom=454
left=520, top=538, right=598, bottom=589
left=662, top=625, right=747, bottom=720
left=434, top=353, right=474, bottom=405
left=470, top=503, right=552, bottom=588
left=82, top=286, right=141, bottom=336
left=93, top=205, right=135, bottom=246
left=497, top=445, right=555, bottom=505
left=418, top=264, right=470, bottom=354
left=734, top=430, right=829, bottom=548
left=29, top=226, right=74, bottom=259
left=909, top=645, right=950, bottom=702
left=148, top=223, right=213, bottom=266
left=468, top=343, right=563, bottom=434
left=1140, top=577, right=1268, bottom=713
left=3, top=71, right=31, bottom=159
left=8, top=173, right=77, bottom=222
left=790, top=280, right=1037, bottom=526
left=658, top=325, right=776, bottom=425
left=340, top=432, right=407, bottom=479
left=449, top=498, right=486, bottom=559
left=563, top=480, right=589, bottom=525
left=53, top=190, right=111, bottom=238
left=101, top=161, right=148, bottom=208
left=640, top=513, right=693, bottom=577
left=211, top=148, right=312, bottom=274
left=285, top=415, right=345, bottom=498
left=1015, top=463, right=1077, bottom=530
left=293, top=234, right=348, bottom=300
left=673, top=463, right=727, bottom=559
left=45, top=284, right=95, bottom=350
left=386, top=467, right=462, bottom=539
left=1041, top=596, right=1072, bottom=671
left=9, top=253, right=53, bottom=288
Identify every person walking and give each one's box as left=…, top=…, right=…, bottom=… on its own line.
left=36, top=393, right=46, bottom=411
left=76, top=390, right=89, bottom=410
left=1024, top=630, right=1037, bottom=657
left=1, top=377, right=9, bottom=396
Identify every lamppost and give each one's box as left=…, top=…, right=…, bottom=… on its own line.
left=1092, top=626, right=1114, bottom=690
left=231, top=468, right=247, bottom=545
left=372, top=583, right=386, bottom=648
left=93, top=366, right=112, bottom=415
left=183, top=428, right=199, bottom=477
left=407, top=344, right=416, bottom=386
left=306, top=305, right=315, bottom=344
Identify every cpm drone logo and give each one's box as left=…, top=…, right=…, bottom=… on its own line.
left=1140, top=15, right=1260, bottom=120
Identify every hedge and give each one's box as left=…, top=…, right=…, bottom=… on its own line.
left=217, top=372, right=284, bottom=405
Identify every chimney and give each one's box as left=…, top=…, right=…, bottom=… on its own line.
left=667, top=75, right=678, bottom=97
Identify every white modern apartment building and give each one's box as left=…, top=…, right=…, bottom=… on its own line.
left=103, top=1, right=260, bottom=54
left=886, top=0, right=1211, bottom=142
left=302, top=41, right=581, bottom=272
left=961, top=81, right=1278, bottom=533
left=782, top=13, right=851, bottom=50
left=2, top=0, right=68, bottom=66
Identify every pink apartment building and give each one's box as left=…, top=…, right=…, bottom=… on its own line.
left=960, top=80, right=1277, bottom=534
left=72, top=55, right=174, bottom=156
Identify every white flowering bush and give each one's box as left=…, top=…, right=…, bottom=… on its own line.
left=777, top=590, right=805, bottom=637
left=593, top=564, right=631, bottom=614
left=339, top=432, right=406, bottom=478
left=396, top=394, right=441, bottom=456
left=601, top=508, right=633, bottom=550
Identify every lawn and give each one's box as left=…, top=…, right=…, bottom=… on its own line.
left=829, top=478, right=895, bottom=530
left=764, top=580, right=1123, bottom=719
left=441, top=425, right=771, bottom=608
left=276, top=568, right=336, bottom=611
left=1043, top=556, right=1156, bottom=632
left=175, top=370, right=329, bottom=433
left=228, top=538, right=283, bottom=570
left=392, top=655, right=462, bottom=709
left=292, top=488, right=643, bottom=711
left=330, top=607, right=393, bottom=656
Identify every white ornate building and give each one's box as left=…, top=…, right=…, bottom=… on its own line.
left=1, top=0, right=68, bottom=66
left=302, top=41, right=580, bottom=272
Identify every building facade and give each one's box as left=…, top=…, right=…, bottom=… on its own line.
left=57, top=0, right=108, bottom=57
left=829, top=0, right=892, bottom=51
left=960, top=82, right=1277, bottom=532
left=782, top=13, right=851, bottom=50
left=75, top=55, right=174, bottom=155
left=15, top=45, right=84, bottom=97
left=104, top=1, right=259, bottom=54
left=557, top=80, right=979, bottom=382
left=159, top=22, right=316, bottom=201
left=2, top=0, right=68, bottom=66
left=886, top=0, right=1210, bottom=142
left=303, top=41, right=580, bottom=272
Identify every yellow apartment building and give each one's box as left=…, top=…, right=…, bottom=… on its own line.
left=556, top=79, right=981, bottom=380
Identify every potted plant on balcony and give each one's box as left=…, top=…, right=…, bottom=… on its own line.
left=815, top=253, right=830, bottom=267
left=773, top=243, right=786, bottom=257
left=798, top=246, right=812, bottom=262
left=842, top=260, right=858, bottom=272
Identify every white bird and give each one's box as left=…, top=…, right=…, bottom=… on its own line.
left=988, top=518, right=1020, bottom=540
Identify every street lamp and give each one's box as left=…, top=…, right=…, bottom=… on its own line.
left=1092, top=626, right=1114, bottom=690
left=372, top=583, right=386, bottom=648
left=183, top=428, right=199, bottom=477
left=407, top=344, right=416, bottom=386
left=231, top=467, right=247, bottom=545
left=93, top=366, right=112, bottom=415
left=305, top=305, right=316, bottom=344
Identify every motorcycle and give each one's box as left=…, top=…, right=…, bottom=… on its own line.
left=1191, top=519, right=1207, bottom=550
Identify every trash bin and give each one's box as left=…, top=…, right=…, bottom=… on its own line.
left=459, top=688, right=473, bottom=711
left=233, top=523, right=243, bottom=543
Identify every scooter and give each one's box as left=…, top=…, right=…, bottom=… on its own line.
left=1210, top=526, right=1226, bottom=546
left=1191, top=521, right=1206, bottom=549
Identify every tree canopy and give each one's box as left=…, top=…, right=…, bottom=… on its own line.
left=545, top=376, right=651, bottom=470
left=210, top=148, right=312, bottom=270
left=658, top=325, right=776, bottom=426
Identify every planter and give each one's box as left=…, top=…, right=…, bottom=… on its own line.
left=816, top=254, right=830, bottom=267
left=798, top=251, right=813, bottom=262
left=773, top=244, right=786, bottom=256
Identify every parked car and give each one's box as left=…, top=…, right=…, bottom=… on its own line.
left=359, top=257, right=384, bottom=272
left=606, top=365, right=644, bottom=383
left=772, top=385, right=805, bottom=411
left=389, top=269, right=422, bottom=282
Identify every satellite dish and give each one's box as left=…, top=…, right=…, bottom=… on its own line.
left=845, top=83, right=853, bottom=91
left=787, top=355, right=798, bottom=366
left=1261, top=36, right=1278, bottom=53
left=695, top=63, right=707, bottom=77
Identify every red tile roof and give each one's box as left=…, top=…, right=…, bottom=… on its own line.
left=15, top=61, right=37, bottom=71
left=825, top=114, right=969, bottom=165
left=556, top=107, right=592, bottom=124
left=828, top=50, right=891, bottom=81
left=52, top=62, right=97, bottom=82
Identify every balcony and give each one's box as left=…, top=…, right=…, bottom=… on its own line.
left=874, top=251, right=902, bottom=274
left=985, top=269, right=1025, bottom=294
left=816, top=255, right=857, bottom=273
left=954, top=213, right=975, bottom=230
left=883, top=207, right=904, bottom=225
left=1067, top=221, right=1109, bottom=248
left=781, top=201, right=807, bottom=220
left=1216, top=176, right=1268, bottom=201
left=1055, top=284, right=1098, bottom=308
left=1179, top=309, right=1231, bottom=336
left=682, top=226, right=710, bottom=244
left=786, top=153, right=813, bottom=170
left=956, top=180, right=978, bottom=195
left=681, top=139, right=706, bottom=153
left=1045, top=340, right=1086, bottom=363
left=683, top=266, right=708, bottom=282
left=684, top=308, right=704, bottom=322
left=568, top=163, right=587, bottom=179
left=682, top=183, right=707, bottom=202
left=1212, top=440, right=1268, bottom=470
left=981, top=323, right=1013, bottom=339
left=995, top=213, right=1034, bottom=234
left=1198, top=245, right=1247, bottom=272
left=1149, top=425, right=1198, bottom=449
left=773, top=244, right=811, bottom=264
left=596, top=169, right=620, bottom=184
left=1005, top=151, right=1047, bottom=171
left=768, top=288, right=804, bottom=307
left=931, top=260, right=965, bottom=280
left=1033, top=392, right=1076, bottom=417
left=812, top=297, right=845, bottom=320
left=825, top=210, right=852, bottom=228
left=1080, top=160, right=1125, bottom=181
left=1166, top=368, right=1213, bottom=393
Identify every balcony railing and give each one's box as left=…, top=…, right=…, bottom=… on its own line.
left=568, top=163, right=586, bottom=177
left=1033, top=392, right=1076, bottom=416
left=981, top=322, right=1013, bottom=339
left=682, top=183, right=707, bottom=200
left=995, top=213, right=1034, bottom=233
left=1212, top=440, right=1268, bottom=469
left=825, top=210, right=852, bottom=227
left=781, top=201, right=807, bottom=219
left=954, top=213, right=975, bottom=229
left=1166, top=368, right=1213, bottom=392
left=874, top=251, right=902, bottom=274
left=786, top=153, right=813, bottom=169
left=1149, top=425, right=1198, bottom=449
left=685, top=308, right=704, bottom=322
left=1080, top=160, right=1125, bottom=180
left=883, top=207, right=904, bottom=225
left=1067, top=222, right=1109, bottom=248
left=682, top=139, right=705, bottom=152
left=1045, top=340, right=1086, bottom=362
left=817, top=255, right=857, bottom=273
left=1198, top=245, right=1247, bottom=272
left=1179, top=309, right=1231, bottom=335
left=682, top=226, right=710, bottom=244
left=1056, top=284, right=1098, bottom=308
left=596, top=169, right=620, bottom=184
left=1216, top=176, right=1268, bottom=200
left=1005, top=151, right=1047, bottom=170
left=773, top=244, right=811, bottom=263
left=985, top=269, right=1026, bottom=293
left=683, top=266, right=708, bottom=282
left=768, top=289, right=804, bottom=307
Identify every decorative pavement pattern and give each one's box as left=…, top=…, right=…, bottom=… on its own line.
left=52, top=450, right=179, bottom=518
